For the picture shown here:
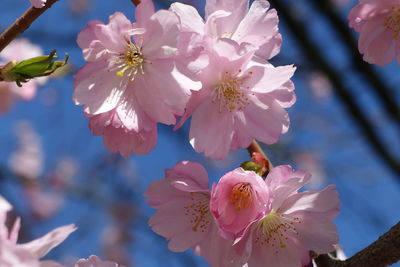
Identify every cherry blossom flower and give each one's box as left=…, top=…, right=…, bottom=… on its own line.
left=0, top=39, right=46, bottom=114
left=349, top=0, right=400, bottom=65
left=0, top=195, right=76, bottom=267
left=170, top=0, right=282, bottom=60
left=210, top=168, right=268, bottom=239
left=74, top=0, right=200, bottom=157
left=145, top=162, right=240, bottom=267
left=176, top=38, right=296, bottom=159
left=75, top=255, right=125, bottom=267
left=29, top=0, right=46, bottom=8
left=232, top=165, right=339, bottom=267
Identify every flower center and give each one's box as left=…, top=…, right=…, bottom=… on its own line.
left=384, top=6, right=400, bottom=39
left=183, top=192, right=211, bottom=232
left=213, top=71, right=251, bottom=112
left=255, top=211, right=301, bottom=253
left=229, top=182, right=253, bottom=211
left=112, top=40, right=149, bottom=81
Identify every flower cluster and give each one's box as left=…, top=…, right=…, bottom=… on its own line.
left=73, top=0, right=295, bottom=159
left=349, top=0, right=400, bottom=65
left=146, top=162, right=339, bottom=267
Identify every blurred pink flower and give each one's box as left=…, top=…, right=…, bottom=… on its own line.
left=74, top=0, right=200, bottom=156
left=232, top=165, right=339, bottom=267
left=75, top=255, right=125, bottom=267
left=349, top=0, right=400, bottom=65
left=0, top=39, right=46, bottom=114
left=210, top=168, right=268, bottom=239
left=0, top=195, right=76, bottom=267
left=9, top=121, right=43, bottom=180
left=176, top=38, right=296, bottom=159
left=145, top=162, right=238, bottom=266
left=170, top=0, right=282, bottom=59
left=29, top=0, right=46, bottom=8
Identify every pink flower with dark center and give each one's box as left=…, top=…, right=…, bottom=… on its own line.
left=29, top=0, right=46, bottom=8
left=145, top=162, right=241, bottom=267
left=210, top=168, right=268, bottom=239
left=74, top=0, right=200, bottom=156
left=232, top=165, right=339, bottom=267
left=0, top=195, right=76, bottom=267
left=170, top=0, right=282, bottom=60
left=176, top=38, right=295, bottom=159
left=349, top=0, right=400, bottom=65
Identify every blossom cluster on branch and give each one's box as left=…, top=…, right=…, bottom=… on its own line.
left=0, top=0, right=399, bottom=266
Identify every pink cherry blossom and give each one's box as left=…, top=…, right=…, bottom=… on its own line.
left=170, top=0, right=282, bottom=59
left=0, top=39, right=47, bottom=114
left=74, top=0, right=200, bottom=156
left=210, top=168, right=268, bottom=239
left=176, top=38, right=296, bottom=159
left=145, top=162, right=239, bottom=267
left=75, top=255, right=125, bottom=267
left=232, top=165, right=339, bottom=267
left=0, top=195, right=76, bottom=267
left=348, top=0, right=400, bottom=65
left=29, top=0, right=46, bottom=8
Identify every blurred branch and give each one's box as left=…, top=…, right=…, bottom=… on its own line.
left=0, top=0, right=59, bottom=52
left=310, top=0, right=400, bottom=124
left=269, top=0, right=400, bottom=177
left=315, top=221, right=400, bottom=267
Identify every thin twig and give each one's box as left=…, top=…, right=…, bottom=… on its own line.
left=0, top=0, right=59, bottom=53
left=246, top=140, right=273, bottom=173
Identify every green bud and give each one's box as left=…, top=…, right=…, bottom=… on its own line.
left=0, top=50, right=68, bottom=87
left=240, top=161, right=263, bottom=176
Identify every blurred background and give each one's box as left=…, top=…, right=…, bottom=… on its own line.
left=0, top=0, right=399, bottom=266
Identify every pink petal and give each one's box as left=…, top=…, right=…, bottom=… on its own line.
left=169, top=3, right=204, bottom=34
left=233, top=1, right=282, bottom=59
left=189, top=101, right=235, bottom=159
left=73, top=62, right=124, bottom=115
left=19, top=224, right=76, bottom=258
left=242, top=95, right=289, bottom=144
left=93, top=12, right=133, bottom=53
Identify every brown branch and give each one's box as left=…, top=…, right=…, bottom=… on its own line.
left=0, top=0, right=59, bottom=53
left=315, top=221, right=400, bottom=267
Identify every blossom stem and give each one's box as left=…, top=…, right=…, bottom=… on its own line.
left=0, top=0, right=59, bottom=53
left=246, top=140, right=273, bottom=173
left=130, top=0, right=141, bottom=6
left=315, top=221, right=400, bottom=267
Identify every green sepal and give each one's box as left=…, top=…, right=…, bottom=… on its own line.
left=240, top=161, right=263, bottom=176
left=1, top=50, right=68, bottom=86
